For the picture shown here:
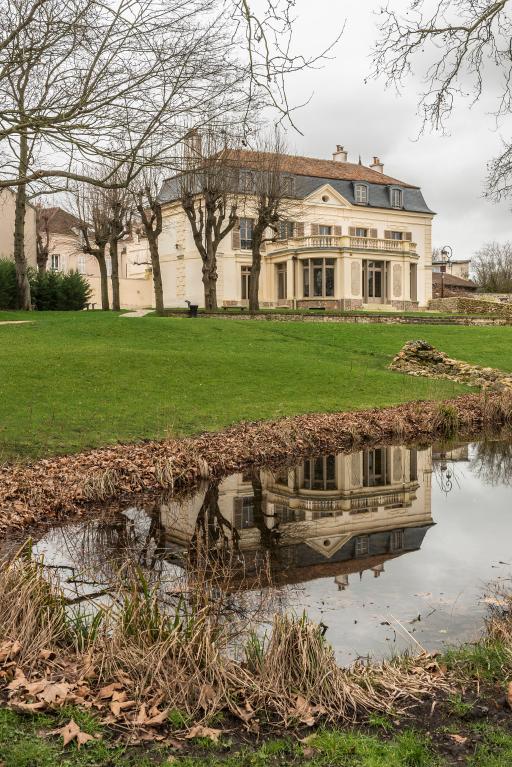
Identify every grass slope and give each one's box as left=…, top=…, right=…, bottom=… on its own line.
left=2, top=311, right=511, bottom=460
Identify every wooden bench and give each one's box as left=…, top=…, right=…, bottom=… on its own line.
left=308, top=306, right=326, bottom=312
left=222, top=305, right=246, bottom=311
left=84, top=302, right=96, bottom=311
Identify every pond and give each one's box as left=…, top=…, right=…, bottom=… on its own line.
left=31, top=437, right=512, bottom=665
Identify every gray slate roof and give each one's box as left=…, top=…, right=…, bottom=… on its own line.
left=159, top=173, right=434, bottom=215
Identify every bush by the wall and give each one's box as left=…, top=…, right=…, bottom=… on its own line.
left=0, top=260, right=92, bottom=311
left=0, top=259, right=17, bottom=310
left=31, top=270, right=92, bottom=311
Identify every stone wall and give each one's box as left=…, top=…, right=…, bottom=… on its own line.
left=390, top=340, right=512, bottom=390
left=428, top=296, right=512, bottom=316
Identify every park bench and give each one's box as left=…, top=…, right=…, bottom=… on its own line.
left=308, top=306, right=326, bottom=312
left=84, top=302, right=96, bottom=310
left=222, top=305, right=246, bottom=311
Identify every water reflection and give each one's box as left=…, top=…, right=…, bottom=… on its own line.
left=33, top=439, right=512, bottom=664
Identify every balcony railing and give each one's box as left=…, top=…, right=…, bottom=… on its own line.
left=266, top=235, right=417, bottom=255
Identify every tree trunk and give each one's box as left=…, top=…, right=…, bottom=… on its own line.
left=148, top=233, right=164, bottom=315
left=109, top=238, right=120, bottom=311
left=249, top=246, right=261, bottom=312
left=95, top=248, right=110, bottom=310
left=13, top=132, right=31, bottom=311
left=202, top=253, right=218, bottom=310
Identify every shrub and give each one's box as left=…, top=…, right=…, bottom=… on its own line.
left=31, top=270, right=92, bottom=311
left=0, top=259, right=17, bottom=309
left=0, top=262, right=92, bottom=311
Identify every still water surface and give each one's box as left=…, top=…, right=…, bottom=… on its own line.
left=33, top=438, right=512, bottom=664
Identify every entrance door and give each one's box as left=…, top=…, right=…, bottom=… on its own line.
left=364, top=260, right=385, bottom=303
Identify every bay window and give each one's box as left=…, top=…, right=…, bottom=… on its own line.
left=303, top=258, right=335, bottom=298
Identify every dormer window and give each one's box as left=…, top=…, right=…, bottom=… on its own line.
left=390, top=188, right=403, bottom=209
left=354, top=184, right=368, bottom=204
left=282, top=176, right=295, bottom=195
left=239, top=170, right=254, bottom=192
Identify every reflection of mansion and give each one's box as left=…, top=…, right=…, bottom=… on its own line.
left=160, top=446, right=433, bottom=592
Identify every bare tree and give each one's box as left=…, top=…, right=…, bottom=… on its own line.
left=245, top=134, right=300, bottom=311
left=372, top=1, right=512, bottom=196
left=180, top=129, right=241, bottom=310
left=473, top=241, right=512, bottom=292
left=75, top=185, right=111, bottom=310
left=105, top=185, right=131, bottom=312
left=133, top=171, right=165, bottom=316
left=35, top=205, right=50, bottom=275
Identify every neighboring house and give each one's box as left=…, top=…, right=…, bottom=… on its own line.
left=154, top=145, right=435, bottom=310
left=432, top=251, right=471, bottom=280
left=39, top=206, right=152, bottom=309
left=157, top=445, right=433, bottom=592
left=0, top=188, right=37, bottom=266
left=432, top=272, right=477, bottom=298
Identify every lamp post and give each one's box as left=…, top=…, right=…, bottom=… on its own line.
left=440, top=245, right=453, bottom=298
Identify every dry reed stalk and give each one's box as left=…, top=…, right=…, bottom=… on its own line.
left=0, top=545, right=68, bottom=665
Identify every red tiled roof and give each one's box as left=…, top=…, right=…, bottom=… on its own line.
left=38, top=207, right=82, bottom=236
left=228, top=149, right=417, bottom=188
left=432, top=273, right=477, bottom=289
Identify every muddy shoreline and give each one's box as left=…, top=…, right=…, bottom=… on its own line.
left=1, top=390, right=512, bottom=534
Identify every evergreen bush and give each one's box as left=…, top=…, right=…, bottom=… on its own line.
left=0, top=260, right=92, bottom=311
left=0, top=259, right=17, bottom=309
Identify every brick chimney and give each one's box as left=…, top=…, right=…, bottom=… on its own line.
left=332, top=145, right=348, bottom=163
left=370, top=156, right=384, bottom=174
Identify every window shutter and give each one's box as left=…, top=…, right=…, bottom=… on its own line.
left=333, top=225, right=342, bottom=237
left=294, top=222, right=304, bottom=238
left=233, top=497, right=243, bottom=528
left=311, top=223, right=319, bottom=235
left=369, top=228, right=378, bottom=239
left=349, top=227, right=357, bottom=237
left=404, top=232, right=412, bottom=242
left=384, top=230, right=392, bottom=239
left=232, top=225, right=240, bottom=250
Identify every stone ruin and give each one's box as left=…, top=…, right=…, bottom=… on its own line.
left=390, top=340, right=512, bottom=390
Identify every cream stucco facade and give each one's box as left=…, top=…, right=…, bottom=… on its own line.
left=150, top=149, right=435, bottom=311
left=0, top=189, right=37, bottom=266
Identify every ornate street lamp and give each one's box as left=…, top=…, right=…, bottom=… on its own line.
left=440, top=245, right=453, bottom=298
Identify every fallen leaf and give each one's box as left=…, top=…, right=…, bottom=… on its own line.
left=98, top=682, right=123, bottom=700
left=38, top=682, right=71, bottom=705
left=50, top=719, right=96, bottom=749
left=448, top=734, right=467, bottom=745
left=11, top=701, right=46, bottom=713
left=38, top=649, right=56, bottom=661
left=186, top=725, right=222, bottom=743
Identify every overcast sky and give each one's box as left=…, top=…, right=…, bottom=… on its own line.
left=280, top=0, right=512, bottom=259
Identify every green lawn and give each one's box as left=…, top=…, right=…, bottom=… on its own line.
left=2, top=310, right=512, bottom=460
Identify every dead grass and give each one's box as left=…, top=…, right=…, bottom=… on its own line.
left=0, top=546, right=451, bottom=730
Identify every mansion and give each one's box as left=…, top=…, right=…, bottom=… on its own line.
left=35, top=145, right=435, bottom=311
left=141, top=145, right=435, bottom=311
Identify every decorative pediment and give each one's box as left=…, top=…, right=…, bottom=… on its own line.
left=303, top=183, right=351, bottom=208
left=305, top=533, right=353, bottom=559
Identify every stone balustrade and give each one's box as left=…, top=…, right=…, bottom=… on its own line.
left=266, top=235, right=417, bottom=255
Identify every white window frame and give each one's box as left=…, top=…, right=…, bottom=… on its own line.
left=77, top=254, right=87, bottom=274
left=355, top=184, right=368, bottom=204
left=240, top=218, right=254, bottom=250
left=355, top=227, right=368, bottom=238
left=106, top=255, right=112, bottom=277
left=241, top=265, right=251, bottom=299
left=390, top=188, right=403, bottom=209
left=50, top=253, right=61, bottom=271
left=389, top=231, right=403, bottom=241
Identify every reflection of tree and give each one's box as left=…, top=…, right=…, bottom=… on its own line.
left=190, top=483, right=240, bottom=565
left=470, top=440, right=512, bottom=487
left=252, top=469, right=281, bottom=553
